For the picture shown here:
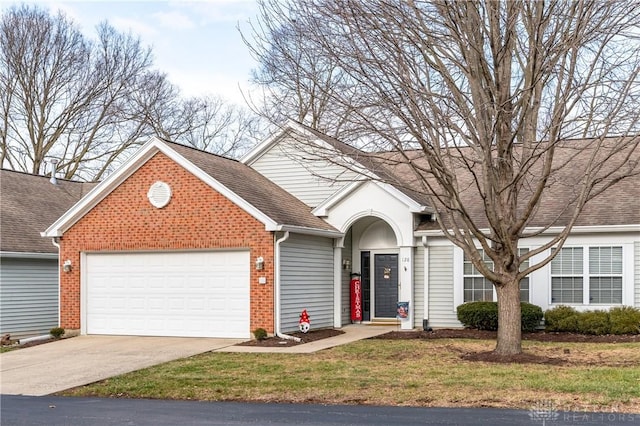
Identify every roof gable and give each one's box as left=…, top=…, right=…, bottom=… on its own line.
left=243, top=121, right=433, bottom=211
left=43, top=138, right=339, bottom=238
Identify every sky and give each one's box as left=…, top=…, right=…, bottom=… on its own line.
left=0, top=0, right=261, bottom=105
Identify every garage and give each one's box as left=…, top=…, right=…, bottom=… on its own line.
left=85, top=251, right=250, bottom=338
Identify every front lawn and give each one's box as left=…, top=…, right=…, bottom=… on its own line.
left=61, top=338, right=640, bottom=413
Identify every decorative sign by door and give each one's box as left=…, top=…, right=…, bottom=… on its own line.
left=350, top=273, right=362, bottom=322
left=383, top=266, right=391, bottom=280
left=397, top=301, right=409, bottom=320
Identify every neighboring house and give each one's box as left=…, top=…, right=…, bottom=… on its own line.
left=43, top=123, right=640, bottom=339
left=0, top=169, right=94, bottom=339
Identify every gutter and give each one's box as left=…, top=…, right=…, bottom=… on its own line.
left=421, top=236, right=429, bottom=326
left=51, top=238, right=62, bottom=333
left=0, top=251, right=58, bottom=259
left=276, top=225, right=343, bottom=238
left=414, top=223, right=640, bottom=238
left=273, top=231, right=301, bottom=342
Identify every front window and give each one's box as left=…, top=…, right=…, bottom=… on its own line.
left=551, top=246, right=623, bottom=305
left=551, top=247, right=584, bottom=304
left=588, top=246, right=623, bottom=304
left=463, top=248, right=530, bottom=303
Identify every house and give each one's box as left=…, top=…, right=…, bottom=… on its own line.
left=43, top=139, right=341, bottom=339
left=43, top=123, right=640, bottom=339
left=0, top=169, right=94, bottom=339
left=244, top=122, right=640, bottom=330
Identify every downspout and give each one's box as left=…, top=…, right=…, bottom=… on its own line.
left=421, top=236, right=430, bottom=329
left=274, top=231, right=301, bottom=342
left=49, top=237, right=62, bottom=340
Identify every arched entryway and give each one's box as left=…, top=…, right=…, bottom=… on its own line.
left=348, top=217, right=401, bottom=321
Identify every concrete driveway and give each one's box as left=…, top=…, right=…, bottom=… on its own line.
left=0, top=335, right=242, bottom=396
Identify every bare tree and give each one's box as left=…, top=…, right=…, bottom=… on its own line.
left=243, top=0, right=363, bottom=139
left=1, top=5, right=259, bottom=181
left=172, top=96, right=261, bottom=158
left=263, top=0, right=640, bottom=355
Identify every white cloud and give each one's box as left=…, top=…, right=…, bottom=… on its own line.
left=170, top=0, right=258, bottom=24
left=167, top=68, right=251, bottom=104
left=110, top=17, right=158, bottom=38
left=152, top=10, right=194, bottom=30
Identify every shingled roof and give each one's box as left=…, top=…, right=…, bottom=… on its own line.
left=164, top=141, right=339, bottom=233
left=273, top=123, right=639, bottom=231
left=1, top=169, right=95, bottom=254
left=373, top=139, right=640, bottom=231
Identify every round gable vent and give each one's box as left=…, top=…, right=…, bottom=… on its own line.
left=147, top=181, right=172, bottom=208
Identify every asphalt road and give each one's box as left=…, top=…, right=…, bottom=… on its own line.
left=1, top=395, right=638, bottom=425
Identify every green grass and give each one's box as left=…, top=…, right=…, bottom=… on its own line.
left=60, top=339, right=640, bottom=412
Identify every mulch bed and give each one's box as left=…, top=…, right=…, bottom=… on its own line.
left=237, top=328, right=345, bottom=347
left=373, top=328, right=640, bottom=343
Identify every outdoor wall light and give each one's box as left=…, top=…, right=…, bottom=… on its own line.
left=255, top=256, right=264, bottom=270
left=63, top=259, right=72, bottom=273
left=343, top=259, right=351, bottom=270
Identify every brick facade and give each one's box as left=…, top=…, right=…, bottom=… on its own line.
left=59, top=152, right=275, bottom=334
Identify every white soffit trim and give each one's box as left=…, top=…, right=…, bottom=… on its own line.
left=43, top=137, right=280, bottom=237
left=414, top=224, right=640, bottom=238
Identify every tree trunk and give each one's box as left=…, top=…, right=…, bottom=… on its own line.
left=494, top=281, right=522, bottom=355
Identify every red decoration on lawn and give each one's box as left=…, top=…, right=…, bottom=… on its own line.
left=299, top=309, right=311, bottom=333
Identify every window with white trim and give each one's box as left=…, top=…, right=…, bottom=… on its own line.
left=588, top=246, right=623, bottom=304
left=463, top=248, right=530, bottom=303
left=550, top=246, right=623, bottom=305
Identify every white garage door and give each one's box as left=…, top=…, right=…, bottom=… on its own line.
left=85, top=251, right=250, bottom=338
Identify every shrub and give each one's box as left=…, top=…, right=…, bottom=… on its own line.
left=609, top=306, right=640, bottom=335
left=544, top=305, right=579, bottom=332
left=253, top=328, right=268, bottom=341
left=456, top=301, right=543, bottom=331
left=555, top=315, right=580, bottom=333
left=457, top=302, right=498, bottom=330
left=577, top=311, right=610, bottom=335
left=521, top=302, right=544, bottom=332
left=50, top=327, right=65, bottom=339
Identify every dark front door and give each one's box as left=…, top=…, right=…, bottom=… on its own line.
left=374, top=254, right=398, bottom=318
left=361, top=251, right=371, bottom=321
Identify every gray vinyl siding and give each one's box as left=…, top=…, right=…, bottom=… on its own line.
left=427, top=246, right=462, bottom=328
left=413, top=245, right=424, bottom=329
left=280, top=234, right=334, bottom=332
left=341, top=229, right=353, bottom=326
left=635, top=241, right=640, bottom=308
left=251, top=137, right=360, bottom=207
left=0, top=257, right=59, bottom=339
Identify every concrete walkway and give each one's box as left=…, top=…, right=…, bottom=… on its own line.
left=219, top=324, right=395, bottom=353
left=0, top=325, right=394, bottom=396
